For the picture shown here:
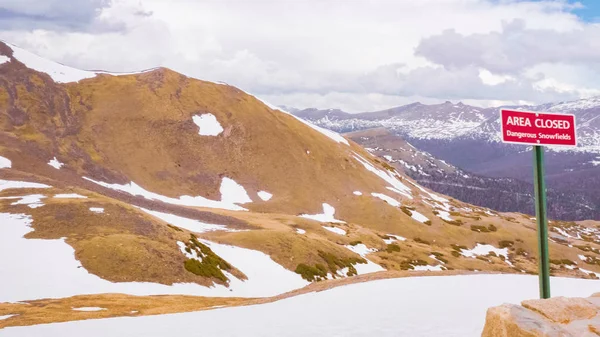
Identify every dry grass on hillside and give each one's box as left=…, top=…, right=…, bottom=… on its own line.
left=1, top=54, right=469, bottom=229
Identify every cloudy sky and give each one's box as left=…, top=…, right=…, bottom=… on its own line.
left=1, top=0, right=600, bottom=112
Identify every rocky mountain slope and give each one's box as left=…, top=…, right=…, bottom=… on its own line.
left=346, top=128, right=599, bottom=220
left=2, top=40, right=600, bottom=328
left=293, top=100, right=600, bottom=220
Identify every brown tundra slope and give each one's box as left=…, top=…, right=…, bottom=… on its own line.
left=1, top=40, right=600, bottom=313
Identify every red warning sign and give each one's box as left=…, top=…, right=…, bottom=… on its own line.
left=500, top=109, right=577, bottom=147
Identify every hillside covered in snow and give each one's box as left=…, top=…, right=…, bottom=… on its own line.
left=2, top=41, right=600, bottom=331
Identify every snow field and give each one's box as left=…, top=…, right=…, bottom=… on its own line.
left=0, top=212, right=308, bottom=302
left=0, top=180, right=51, bottom=192
left=300, top=203, right=345, bottom=223
left=84, top=177, right=250, bottom=211
left=4, top=275, right=600, bottom=337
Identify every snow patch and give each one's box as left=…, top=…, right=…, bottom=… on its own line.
left=257, top=191, right=273, bottom=201
left=5, top=42, right=157, bottom=83
left=0, top=180, right=51, bottom=192
left=345, top=244, right=377, bottom=257
left=461, top=244, right=509, bottom=261
left=138, top=207, right=232, bottom=233
left=354, top=260, right=386, bottom=274
left=576, top=267, right=597, bottom=276
left=220, top=178, right=252, bottom=205
left=430, top=254, right=446, bottom=265
left=48, top=157, right=64, bottom=169
left=295, top=228, right=306, bottom=235
left=54, top=194, right=87, bottom=199
left=0, top=314, right=16, bottom=320
left=322, top=226, right=347, bottom=235
left=371, top=193, right=400, bottom=207
left=412, top=265, right=444, bottom=272
left=353, top=154, right=413, bottom=199
left=89, top=208, right=104, bottom=214
left=554, top=227, right=574, bottom=239
left=192, top=114, right=224, bottom=136
left=0, top=195, right=46, bottom=209
left=72, top=307, right=106, bottom=312
left=566, top=264, right=597, bottom=276
left=300, top=203, right=345, bottom=223
left=353, top=191, right=362, bottom=196
left=383, top=234, right=407, bottom=244
left=0, top=55, right=10, bottom=65
left=341, top=244, right=384, bottom=275
left=177, top=241, right=199, bottom=260
left=410, top=210, right=429, bottom=224
left=386, top=186, right=413, bottom=199
left=198, top=239, right=310, bottom=296
left=8, top=43, right=97, bottom=83
left=484, top=210, right=497, bottom=217
left=436, top=210, right=453, bottom=222
left=0, top=155, right=11, bottom=169
left=12, top=195, right=46, bottom=208
left=84, top=177, right=249, bottom=211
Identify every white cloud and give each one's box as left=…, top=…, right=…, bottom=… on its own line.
left=416, top=19, right=600, bottom=74
left=262, top=92, right=448, bottom=113
left=0, top=0, right=595, bottom=111
left=478, top=69, right=515, bottom=86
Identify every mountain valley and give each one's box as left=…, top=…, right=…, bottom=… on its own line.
left=1, top=40, right=600, bottom=331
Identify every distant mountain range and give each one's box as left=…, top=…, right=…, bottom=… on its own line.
left=290, top=100, right=600, bottom=152
left=345, top=128, right=598, bottom=221
left=290, top=99, right=600, bottom=221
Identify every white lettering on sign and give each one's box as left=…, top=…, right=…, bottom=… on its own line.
left=534, top=119, right=570, bottom=129
left=507, top=130, right=536, bottom=139
left=506, top=116, right=531, bottom=127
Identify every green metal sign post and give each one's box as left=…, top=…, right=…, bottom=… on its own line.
left=533, top=145, right=551, bottom=299
left=501, top=109, right=577, bottom=300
